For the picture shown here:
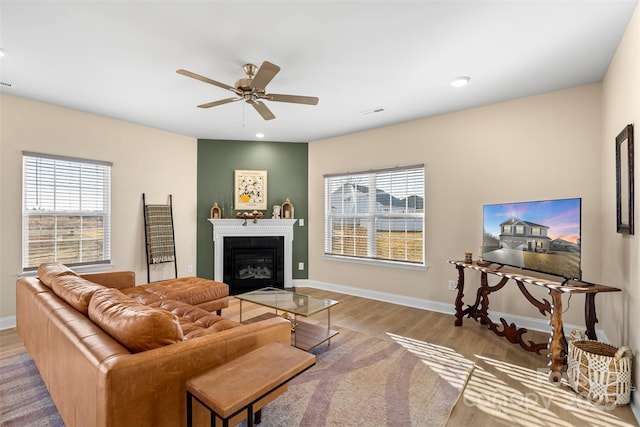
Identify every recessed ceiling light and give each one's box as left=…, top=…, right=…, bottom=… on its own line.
left=255, top=132, right=265, bottom=139
left=0, top=48, right=7, bottom=57
left=450, top=76, right=470, bottom=88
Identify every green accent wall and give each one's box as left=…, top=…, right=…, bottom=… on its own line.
left=196, top=139, right=308, bottom=281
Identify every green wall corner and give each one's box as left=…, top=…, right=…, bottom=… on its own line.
left=196, top=139, right=308, bottom=281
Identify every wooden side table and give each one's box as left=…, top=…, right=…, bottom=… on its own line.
left=186, top=341, right=315, bottom=427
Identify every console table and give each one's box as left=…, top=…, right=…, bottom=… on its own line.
left=448, top=260, right=621, bottom=383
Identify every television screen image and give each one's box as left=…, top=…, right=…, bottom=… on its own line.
left=482, top=198, right=582, bottom=279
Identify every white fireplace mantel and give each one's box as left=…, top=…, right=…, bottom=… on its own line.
left=208, top=218, right=298, bottom=287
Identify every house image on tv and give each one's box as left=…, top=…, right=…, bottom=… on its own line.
left=498, top=217, right=551, bottom=252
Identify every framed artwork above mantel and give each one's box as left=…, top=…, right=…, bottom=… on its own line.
left=234, top=169, right=267, bottom=211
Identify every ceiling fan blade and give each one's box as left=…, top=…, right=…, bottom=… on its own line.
left=176, top=69, right=237, bottom=93
left=249, top=100, right=276, bottom=120
left=263, top=93, right=319, bottom=105
left=250, top=61, right=280, bottom=90
left=197, top=97, right=240, bottom=108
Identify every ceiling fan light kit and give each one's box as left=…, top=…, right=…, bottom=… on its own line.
left=177, top=61, right=319, bottom=121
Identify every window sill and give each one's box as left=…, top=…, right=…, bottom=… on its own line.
left=20, top=263, right=114, bottom=278
left=323, top=255, right=427, bottom=271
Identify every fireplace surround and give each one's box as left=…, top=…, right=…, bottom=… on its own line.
left=208, top=219, right=298, bottom=291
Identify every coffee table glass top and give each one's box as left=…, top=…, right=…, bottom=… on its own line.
left=235, top=287, right=338, bottom=317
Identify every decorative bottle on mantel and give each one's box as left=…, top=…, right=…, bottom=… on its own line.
left=281, top=198, right=294, bottom=219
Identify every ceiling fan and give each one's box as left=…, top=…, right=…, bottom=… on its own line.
left=176, top=61, right=319, bottom=121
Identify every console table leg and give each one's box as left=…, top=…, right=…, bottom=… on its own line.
left=478, top=272, right=490, bottom=325
left=548, top=289, right=567, bottom=383
left=454, top=265, right=465, bottom=326
left=584, top=293, right=599, bottom=340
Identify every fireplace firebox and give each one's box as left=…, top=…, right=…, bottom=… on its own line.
left=223, top=236, right=284, bottom=294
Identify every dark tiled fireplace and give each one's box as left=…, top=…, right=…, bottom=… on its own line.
left=223, top=236, right=284, bottom=294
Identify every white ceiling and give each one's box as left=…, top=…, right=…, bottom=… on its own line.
left=1, top=1, right=637, bottom=143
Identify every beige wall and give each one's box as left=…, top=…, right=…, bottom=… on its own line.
left=309, top=6, right=639, bottom=401
left=309, top=84, right=603, bottom=327
left=0, top=94, right=197, bottom=322
left=601, top=4, right=639, bottom=397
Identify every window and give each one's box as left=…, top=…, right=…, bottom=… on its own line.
left=22, top=152, right=112, bottom=271
left=324, top=165, right=424, bottom=266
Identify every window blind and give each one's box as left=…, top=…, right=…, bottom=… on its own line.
left=324, top=164, right=425, bottom=265
left=22, top=152, right=112, bottom=271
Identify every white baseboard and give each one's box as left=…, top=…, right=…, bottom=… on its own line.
left=0, top=315, right=16, bottom=331
left=293, top=279, right=607, bottom=340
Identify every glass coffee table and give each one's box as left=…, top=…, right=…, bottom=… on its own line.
left=235, top=287, right=339, bottom=351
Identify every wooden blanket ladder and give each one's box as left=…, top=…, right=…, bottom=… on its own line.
left=143, top=193, right=178, bottom=282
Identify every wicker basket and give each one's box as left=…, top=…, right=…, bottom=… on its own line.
left=567, top=329, right=633, bottom=406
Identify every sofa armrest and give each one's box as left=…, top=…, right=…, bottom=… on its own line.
left=97, top=316, right=291, bottom=427
left=80, top=271, right=135, bottom=289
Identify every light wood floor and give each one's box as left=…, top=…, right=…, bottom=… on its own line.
left=2, top=287, right=637, bottom=426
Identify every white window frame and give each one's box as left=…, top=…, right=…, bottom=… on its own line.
left=22, top=151, right=112, bottom=272
left=324, top=164, right=425, bottom=269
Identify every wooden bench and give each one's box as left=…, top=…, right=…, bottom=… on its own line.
left=186, top=342, right=316, bottom=427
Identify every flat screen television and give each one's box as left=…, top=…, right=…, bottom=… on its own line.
left=482, top=197, right=582, bottom=280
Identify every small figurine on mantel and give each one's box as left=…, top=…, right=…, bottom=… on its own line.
left=272, top=204, right=281, bottom=219
left=210, top=202, right=222, bottom=219
left=281, top=198, right=294, bottom=219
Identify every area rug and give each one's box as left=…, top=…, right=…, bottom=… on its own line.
left=258, top=328, right=475, bottom=426
left=0, top=328, right=473, bottom=427
left=0, top=349, right=64, bottom=427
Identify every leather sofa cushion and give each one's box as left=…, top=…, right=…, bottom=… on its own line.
left=135, top=277, right=229, bottom=306
left=38, top=262, right=79, bottom=289
left=51, top=275, right=105, bottom=315
left=89, top=288, right=183, bottom=353
left=156, top=299, right=241, bottom=339
left=120, top=286, right=164, bottom=306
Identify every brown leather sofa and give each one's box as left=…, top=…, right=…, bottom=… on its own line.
left=16, top=263, right=291, bottom=427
